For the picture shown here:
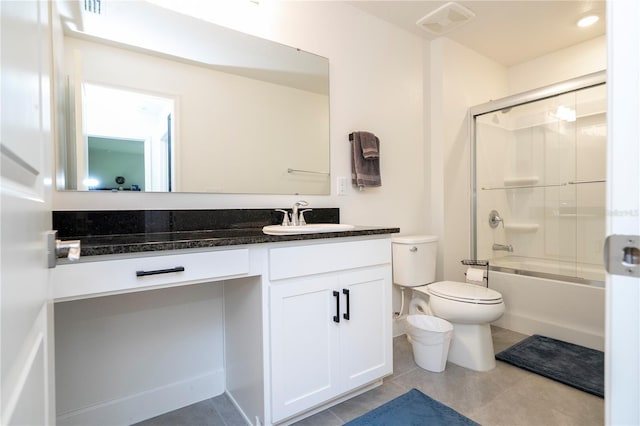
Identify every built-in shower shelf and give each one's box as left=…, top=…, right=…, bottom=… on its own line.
left=482, top=178, right=606, bottom=191
left=504, top=176, right=539, bottom=186
left=481, top=182, right=567, bottom=190
left=504, top=223, right=539, bottom=232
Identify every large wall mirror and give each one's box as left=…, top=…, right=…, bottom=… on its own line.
left=54, top=1, right=330, bottom=194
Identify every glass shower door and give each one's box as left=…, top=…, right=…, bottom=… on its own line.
left=474, top=82, right=606, bottom=284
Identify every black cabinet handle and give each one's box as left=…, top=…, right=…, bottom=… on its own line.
left=333, top=290, right=340, bottom=323
left=136, top=266, right=185, bottom=277
left=343, top=289, right=350, bottom=320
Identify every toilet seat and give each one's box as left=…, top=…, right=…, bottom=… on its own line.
left=426, top=281, right=503, bottom=305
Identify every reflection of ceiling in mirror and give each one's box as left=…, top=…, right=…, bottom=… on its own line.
left=57, top=0, right=329, bottom=95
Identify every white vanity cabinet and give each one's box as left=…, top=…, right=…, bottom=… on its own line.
left=52, top=235, right=394, bottom=426
left=268, top=238, right=392, bottom=423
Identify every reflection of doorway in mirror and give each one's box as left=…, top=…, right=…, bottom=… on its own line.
left=87, top=136, right=145, bottom=190
left=81, top=83, right=175, bottom=191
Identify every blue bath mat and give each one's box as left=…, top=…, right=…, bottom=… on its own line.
left=344, top=388, right=479, bottom=426
left=496, top=334, right=604, bottom=397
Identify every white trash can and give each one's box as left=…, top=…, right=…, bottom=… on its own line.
left=407, top=315, right=453, bottom=373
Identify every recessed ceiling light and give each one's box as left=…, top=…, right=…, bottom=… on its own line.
left=577, top=15, right=599, bottom=28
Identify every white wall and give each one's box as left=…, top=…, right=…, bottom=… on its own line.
left=429, top=37, right=509, bottom=282
left=53, top=2, right=427, bottom=235
left=508, top=35, right=606, bottom=94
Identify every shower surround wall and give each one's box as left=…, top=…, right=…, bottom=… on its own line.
left=475, top=82, right=607, bottom=283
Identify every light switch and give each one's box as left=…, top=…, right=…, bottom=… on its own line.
left=337, top=176, right=348, bottom=195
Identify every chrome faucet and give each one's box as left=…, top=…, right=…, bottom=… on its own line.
left=489, top=210, right=504, bottom=228
left=291, top=200, right=309, bottom=226
left=492, top=243, right=513, bottom=252
left=274, top=209, right=291, bottom=226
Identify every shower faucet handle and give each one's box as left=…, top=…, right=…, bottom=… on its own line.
left=489, top=210, right=504, bottom=228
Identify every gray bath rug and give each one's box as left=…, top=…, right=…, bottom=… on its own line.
left=495, top=334, right=604, bottom=397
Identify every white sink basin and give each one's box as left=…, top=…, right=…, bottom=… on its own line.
left=262, top=224, right=355, bottom=235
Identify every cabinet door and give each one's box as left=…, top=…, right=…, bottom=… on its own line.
left=270, top=276, right=341, bottom=423
left=339, top=266, right=392, bottom=391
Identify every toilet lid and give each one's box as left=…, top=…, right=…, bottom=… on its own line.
left=427, top=281, right=503, bottom=304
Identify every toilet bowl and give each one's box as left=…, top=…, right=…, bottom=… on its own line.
left=392, top=235, right=506, bottom=372
left=426, top=281, right=504, bottom=324
left=414, top=281, right=505, bottom=371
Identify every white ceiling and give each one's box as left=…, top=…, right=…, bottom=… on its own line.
left=348, top=1, right=606, bottom=67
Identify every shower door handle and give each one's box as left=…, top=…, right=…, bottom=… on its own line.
left=604, top=235, right=640, bottom=277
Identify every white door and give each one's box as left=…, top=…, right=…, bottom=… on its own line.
left=1, top=0, right=54, bottom=424
left=339, top=267, right=392, bottom=391
left=606, top=0, right=640, bottom=424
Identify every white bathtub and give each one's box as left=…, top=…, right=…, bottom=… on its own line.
left=491, top=256, right=605, bottom=284
left=489, top=269, right=605, bottom=351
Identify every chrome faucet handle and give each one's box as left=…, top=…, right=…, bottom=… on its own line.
left=299, top=209, right=312, bottom=225
left=291, top=200, right=309, bottom=226
left=275, top=209, right=291, bottom=226
left=489, top=210, right=504, bottom=228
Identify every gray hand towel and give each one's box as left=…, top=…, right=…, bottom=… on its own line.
left=351, top=131, right=381, bottom=189
left=359, top=131, right=379, bottom=159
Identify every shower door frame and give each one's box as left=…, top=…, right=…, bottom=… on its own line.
left=469, top=70, right=607, bottom=285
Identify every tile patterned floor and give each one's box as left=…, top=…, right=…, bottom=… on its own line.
left=134, top=327, right=604, bottom=426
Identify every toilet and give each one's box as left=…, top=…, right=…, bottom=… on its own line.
left=392, top=235, right=505, bottom=372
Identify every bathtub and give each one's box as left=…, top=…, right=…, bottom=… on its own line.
left=489, top=266, right=605, bottom=351
left=490, top=256, right=605, bottom=285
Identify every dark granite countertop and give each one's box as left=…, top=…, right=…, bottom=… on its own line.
left=53, top=208, right=399, bottom=261
left=58, top=226, right=400, bottom=259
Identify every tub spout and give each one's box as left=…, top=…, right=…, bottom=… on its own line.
left=492, top=243, right=513, bottom=252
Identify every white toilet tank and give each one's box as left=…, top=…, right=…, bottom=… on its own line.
left=391, top=235, right=438, bottom=287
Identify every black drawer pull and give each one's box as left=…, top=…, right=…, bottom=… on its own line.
left=343, top=288, right=350, bottom=320
left=136, top=266, right=185, bottom=277
left=333, top=290, right=340, bottom=323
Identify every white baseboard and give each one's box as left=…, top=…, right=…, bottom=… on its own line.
left=56, top=369, right=225, bottom=426
left=225, top=390, right=254, bottom=426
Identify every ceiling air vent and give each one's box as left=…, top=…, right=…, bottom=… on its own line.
left=416, top=2, right=475, bottom=36
left=84, top=0, right=102, bottom=14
